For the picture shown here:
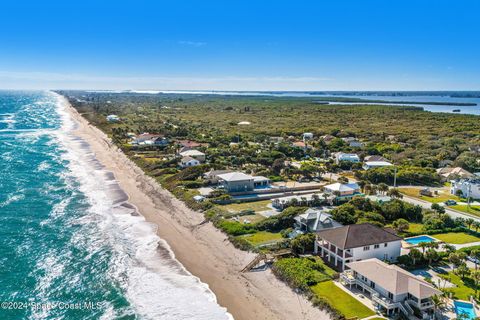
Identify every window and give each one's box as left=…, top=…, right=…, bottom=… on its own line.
left=374, top=244, right=380, bottom=249
left=363, top=246, right=370, bottom=251
left=388, top=292, right=393, bottom=300
left=384, top=243, right=388, bottom=247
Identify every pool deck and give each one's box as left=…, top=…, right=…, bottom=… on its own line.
left=402, top=235, right=442, bottom=249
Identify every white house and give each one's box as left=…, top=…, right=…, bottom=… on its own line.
left=179, top=149, right=206, bottom=162
left=341, top=258, right=441, bottom=318
left=217, top=172, right=270, bottom=193
left=294, top=208, right=342, bottom=233
left=314, top=223, right=402, bottom=271
left=450, top=178, right=480, bottom=200
left=180, top=156, right=200, bottom=168
left=303, top=132, right=314, bottom=140
left=323, top=182, right=362, bottom=201
left=363, top=160, right=393, bottom=170
left=334, top=152, right=360, bottom=164
left=342, top=137, right=363, bottom=148
left=132, top=133, right=169, bottom=146
left=106, top=114, right=120, bottom=122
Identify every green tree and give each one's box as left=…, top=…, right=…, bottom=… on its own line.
left=408, top=248, right=423, bottom=266
left=425, top=248, right=439, bottom=265
left=392, top=218, right=409, bottom=233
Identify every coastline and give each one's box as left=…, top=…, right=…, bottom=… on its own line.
left=59, top=94, right=330, bottom=320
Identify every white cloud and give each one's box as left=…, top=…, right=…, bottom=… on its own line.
left=178, top=40, right=207, bottom=47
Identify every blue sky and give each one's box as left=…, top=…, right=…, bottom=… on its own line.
left=1, top=0, right=479, bottom=90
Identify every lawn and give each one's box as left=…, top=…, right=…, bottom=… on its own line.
left=311, top=281, right=375, bottom=319
left=399, top=187, right=460, bottom=204
left=451, top=205, right=480, bottom=217
left=433, top=232, right=480, bottom=244
left=221, top=200, right=272, bottom=213
left=439, top=271, right=475, bottom=300
left=408, top=223, right=424, bottom=233
left=239, top=231, right=283, bottom=246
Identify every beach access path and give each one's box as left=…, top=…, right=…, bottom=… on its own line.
left=61, top=95, right=330, bottom=320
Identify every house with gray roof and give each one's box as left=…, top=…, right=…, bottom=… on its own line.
left=217, top=172, right=270, bottom=193
left=341, top=258, right=441, bottom=318
left=294, top=208, right=342, bottom=233
left=314, top=223, right=402, bottom=271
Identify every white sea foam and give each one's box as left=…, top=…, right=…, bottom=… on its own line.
left=48, top=92, right=233, bottom=320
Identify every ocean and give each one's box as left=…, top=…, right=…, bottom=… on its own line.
left=0, top=91, right=231, bottom=320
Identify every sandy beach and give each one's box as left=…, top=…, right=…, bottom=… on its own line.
left=61, top=95, right=330, bottom=320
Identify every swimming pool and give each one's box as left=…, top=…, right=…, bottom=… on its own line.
left=404, top=235, right=438, bottom=245
left=454, top=300, right=477, bottom=320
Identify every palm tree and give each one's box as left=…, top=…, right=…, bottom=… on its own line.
left=378, top=183, right=389, bottom=195
left=466, top=218, right=475, bottom=230
left=474, top=221, right=480, bottom=233
left=409, top=248, right=423, bottom=266
left=364, top=184, right=372, bottom=195
left=425, top=248, right=439, bottom=265
left=431, top=294, right=445, bottom=320
left=472, top=249, right=480, bottom=270
left=418, top=242, right=429, bottom=254
left=387, top=188, right=403, bottom=199
left=472, top=270, right=480, bottom=297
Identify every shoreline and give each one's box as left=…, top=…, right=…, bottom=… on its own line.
left=59, top=94, right=330, bottom=320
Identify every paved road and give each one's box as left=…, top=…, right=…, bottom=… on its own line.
left=401, top=194, right=480, bottom=222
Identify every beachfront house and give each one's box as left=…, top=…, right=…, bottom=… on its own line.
left=314, top=223, right=402, bottom=271
left=217, top=172, right=270, bottom=193
left=323, top=182, right=362, bottom=202
left=294, top=208, right=342, bottom=233
left=106, top=114, right=120, bottom=122
left=363, top=160, right=393, bottom=170
left=334, top=152, right=360, bottom=164
left=132, top=133, right=169, bottom=147
left=180, top=156, right=200, bottom=168
left=204, top=169, right=234, bottom=184
left=450, top=178, right=480, bottom=200
left=179, top=149, right=206, bottom=162
left=340, top=258, right=441, bottom=318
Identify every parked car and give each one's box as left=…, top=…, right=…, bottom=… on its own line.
left=444, top=200, right=457, bottom=206
left=467, top=256, right=480, bottom=264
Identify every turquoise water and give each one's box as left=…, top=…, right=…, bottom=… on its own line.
left=454, top=301, right=477, bottom=320
left=404, top=235, right=437, bottom=245
left=0, top=91, right=230, bottom=320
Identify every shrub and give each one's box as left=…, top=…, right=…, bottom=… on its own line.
left=272, top=258, right=331, bottom=290
left=291, top=233, right=316, bottom=254
left=255, top=207, right=306, bottom=232
left=216, top=220, right=256, bottom=236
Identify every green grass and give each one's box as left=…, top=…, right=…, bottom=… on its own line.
left=399, top=187, right=460, bottom=204
left=439, top=271, right=475, bottom=300
left=408, top=223, right=424, bottom=233
left=433, top=232, right=480, bottom=244
left=239, top=231, right=283, bottom=245
left=451, top=205, right=480, bottom=216
left=311, top=281, right=375, bottom=319
left=221, top=200, right=272, bottom=213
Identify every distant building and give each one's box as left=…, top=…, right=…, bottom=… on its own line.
left=451, top=178, right=480, bottom=199
left=303, top=132, right=314, bottom=140
left=272, top=193, right=334, bottom=210
left=204, top=169, right=234, bottom=184
left=106, top=114, right=120, bottom=122
left=363, top=160, right=393, bottom=170
left=364, top=155, right=388, bottom=162
left=294, top=209, right=342, bottom=233
left=179, top=149, right=206, bottom=162
left=342, top=137, right=363, bottom=148
left=314, top=223, right=402, bottom=271
left=176, top=140, right=207, bottom=149
left=217, top=172, right=270, bottom=193
left=180, top=156, right=200, bottom=168
left=132, top=133, right=169, bottom=146
left=366, top=195, right=392, bottom=204
left=334, top=152, right=360, bottom=164
left=437, top=167, right=473, bottom=181
left=321, top=135, right=335, bottom=144
left=323, top=182, right=362, bottom=201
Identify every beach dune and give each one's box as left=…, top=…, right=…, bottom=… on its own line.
left=61, top=95, right=330, bottom=320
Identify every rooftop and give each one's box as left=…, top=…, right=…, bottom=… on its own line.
left=317, top=223, right=401, bottom=249
left=324, top=182, right=360, bottom=192
left=217, top=172, right=254, bottom=182
left=346, top=258, right=441, bottom=299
